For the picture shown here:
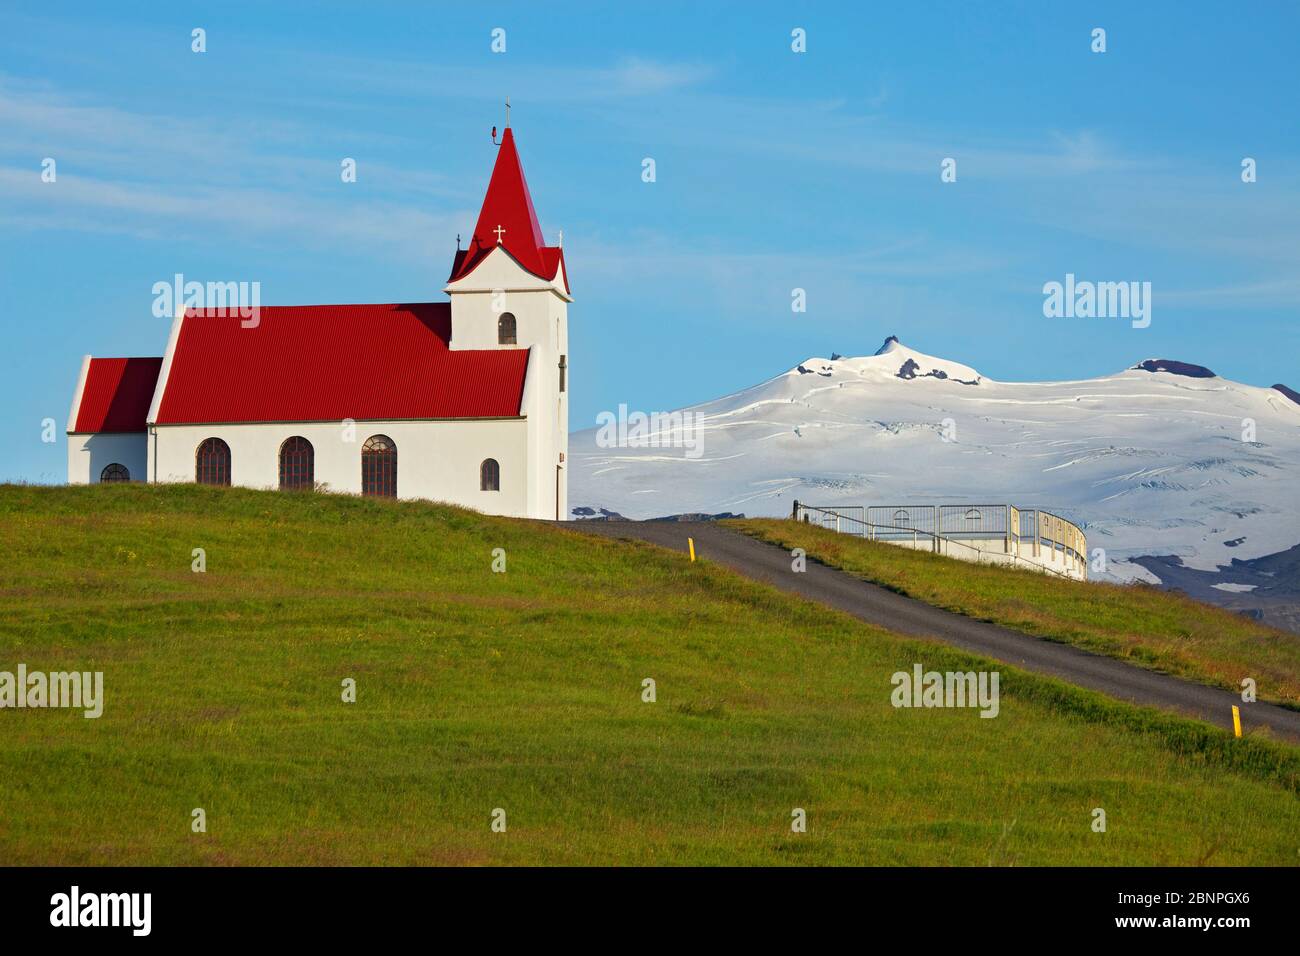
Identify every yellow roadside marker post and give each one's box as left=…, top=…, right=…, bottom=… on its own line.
left=688, top=537, right=696, bottom=562
left=1232, top=705, right=1242, bottom=738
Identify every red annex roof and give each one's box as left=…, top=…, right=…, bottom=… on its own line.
left=154, top=303, right=529, bottom=425
left=73, top=357, right=163, bottom=433
left=448, top=127, right=569, bottom=291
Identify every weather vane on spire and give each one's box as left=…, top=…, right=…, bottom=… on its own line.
left=492, top=97, right=511, bottom=145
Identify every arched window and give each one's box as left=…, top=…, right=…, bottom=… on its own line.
left=362, top=435, right=397, bottom=498
left=279, top=436, right=314, bottom=490
left=498, top=312, right=517, bottom=345
left=480, top=458, right=500, bottom=492
left=196, top=438, right=231, bottom=486
left=100, top=463, right=130, bottom=483
left=892, top=509, right=910, bottom=527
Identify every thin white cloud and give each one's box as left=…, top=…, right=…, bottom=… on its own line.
left=236, top=51, right=714, bottom=105
left=0, top=166, right=466, bottom=259
left=1160, top=277, right=1300, bottom=309
left=0, top=76, right=457, bottom=197
left=606, top=57, right=713, bottom=95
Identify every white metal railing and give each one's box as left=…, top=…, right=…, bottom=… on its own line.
left=791, top=501, right=1086, bottom=580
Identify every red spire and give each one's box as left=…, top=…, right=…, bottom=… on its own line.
left=450, top=126, right=554, bottom=283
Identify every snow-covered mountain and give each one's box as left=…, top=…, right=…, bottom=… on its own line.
left=571, top=336, right=1300, bottom=589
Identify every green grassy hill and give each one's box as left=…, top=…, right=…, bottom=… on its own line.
left=0, top=484, right=1296, bottom=865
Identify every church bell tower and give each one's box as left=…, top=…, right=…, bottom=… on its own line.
left=444, top=113, right=570, bottom=518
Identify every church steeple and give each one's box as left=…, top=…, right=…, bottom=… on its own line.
left=441, top=114, right=569, bottom=519
left=449, top=126, right=554, bottom=285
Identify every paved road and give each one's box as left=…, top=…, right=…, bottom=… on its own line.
left=564, top=520, right=1300, bottom=743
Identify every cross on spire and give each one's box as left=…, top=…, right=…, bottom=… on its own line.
left=505, top=95, right=510, bottom=128
left=493, top=224, right=506, bottom=244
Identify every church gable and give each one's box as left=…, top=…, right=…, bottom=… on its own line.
left=445, top=244, right=570, bottom=299
left=68, top=356, right=162, bottom=434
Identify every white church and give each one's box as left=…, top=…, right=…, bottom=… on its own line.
left=66, top=123, right=571, bottom=520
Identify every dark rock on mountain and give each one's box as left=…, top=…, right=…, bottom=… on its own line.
left=1133, top=359, right=1216, bottom=378
left=1132, top=542, right=1300, bottom=635
left=896, top=357, right=979, bottom=385
left=649, top=512, right=745, bottom=522
left=570, top=506, right=628, bottom=521
left=1272, top=383, right=1300, bottom=405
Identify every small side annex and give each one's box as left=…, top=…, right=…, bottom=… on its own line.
left=66, top=356, right=161, bottom=485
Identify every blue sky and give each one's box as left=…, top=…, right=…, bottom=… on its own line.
left=3, top=1, right=1297, bottom=482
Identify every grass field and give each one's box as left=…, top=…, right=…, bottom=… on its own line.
left=0, top=484, right=1297, bottom=866
left=732, top=518, right=1300, bottom=709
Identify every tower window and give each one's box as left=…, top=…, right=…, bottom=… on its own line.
left=559, top=354, right=567, bottom=393
left=498, top=312, right=517, bottom=345
left=480, top=458, right=500, bottom=492
left=100, top=463, right=130, bottom=483
left=196, top=438, right=232, bottom=486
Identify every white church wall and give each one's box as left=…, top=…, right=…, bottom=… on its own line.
left=522, top=350, right=554, bottom=518
left=554, top=293, right=568, bottom=520
left=520, top=333, right=568, bottom=520
left=67, top=432, right=149, bottom=484
left=151, top=418, right=533, bottom=516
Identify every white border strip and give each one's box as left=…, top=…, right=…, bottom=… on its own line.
left=66, top=354, right=92, bottom=434
left=146, top=310, right=186, bottom=426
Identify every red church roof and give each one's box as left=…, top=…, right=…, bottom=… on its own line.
left=71, top=357, right=163, bottom=433
left=153, top=303, right=529, bottom=425
left=448, top=127, right=569, bottom=292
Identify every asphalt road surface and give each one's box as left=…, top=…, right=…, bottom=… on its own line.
left=564, top=520, right=1300, bottom=743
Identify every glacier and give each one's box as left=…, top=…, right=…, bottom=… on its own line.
left=571, top=335, right=1300, bottom=593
